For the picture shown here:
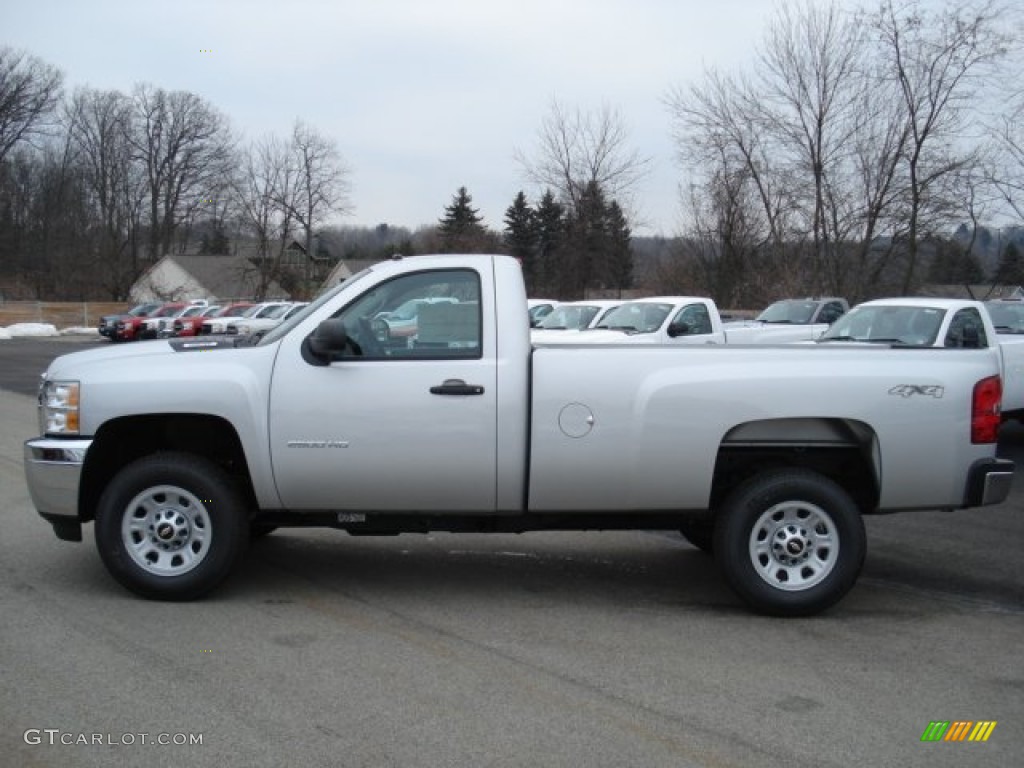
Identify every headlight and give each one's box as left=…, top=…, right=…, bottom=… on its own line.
left=236, top=324, right=250, bottom=335
left=39, top=379, right=81, bottom=435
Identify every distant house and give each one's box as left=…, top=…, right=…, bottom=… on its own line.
left=320, top=258, right=385, bottom=292
left=129, top=253, right=288, bottom=303
left=279, top=235, right=344, bottom=285
left=916, top=284, right=1024, bottom=301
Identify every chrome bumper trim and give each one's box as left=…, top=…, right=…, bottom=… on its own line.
left=23, top=438, right=92, bottom=519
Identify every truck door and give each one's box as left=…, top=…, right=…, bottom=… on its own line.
left=268, top=267, right=498, bottom=512
left=665, top=302, right=724, bottom=344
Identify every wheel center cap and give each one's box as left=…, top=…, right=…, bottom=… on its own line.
left=156, top=522, right=175, bottom=541
left=786, top=540, right=805, bottom=556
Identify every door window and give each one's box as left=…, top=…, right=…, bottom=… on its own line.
left=330, top=269, right=482, bottom=359
left=946, top=308, right=988, bottom=349
left=671, top=303, right=713, bottom=335
left=818, top=302, right=846, bottom=324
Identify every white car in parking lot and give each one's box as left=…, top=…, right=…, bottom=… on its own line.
left=527, top=299, right=558, bottom=327
left=530, top=300, right=621, bottom=341
left=201, top=302, right=292, bottom=335
left=230, top=303, right=309, bottom=338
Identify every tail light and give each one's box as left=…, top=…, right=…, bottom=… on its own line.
left=972, top=375, right=1002, bottom=444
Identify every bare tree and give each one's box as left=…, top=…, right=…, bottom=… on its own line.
left=756, top=1, right=867, bottom=292
left=668, top=68, right=797, bottom=252
left=127, top=83, right=235, bottom=261
left=283, top=119, right=352, bottom=285
left=988, top=88, right=1024, bottom=221
left=667, top=66, right=803, bottom=301
left=869, top=0, right=1010, bottom=292
left=668, top=0, right=1013, bottom=302
left=65, top=87, right=147, bottom=298
left=516, top=100, right=650, bottom=215
left=0, top=47, right=63, bottom=164
left=231, top=134, right=300, bottom=299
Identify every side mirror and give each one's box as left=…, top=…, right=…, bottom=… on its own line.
left=302, top=319, right=349, bottom=365
left=667, top=322, right=691, bottom=338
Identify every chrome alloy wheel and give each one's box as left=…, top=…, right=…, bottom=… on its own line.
left=748, top=500, right=838, bottom=591
left=121, top=485, right=211, bottom=576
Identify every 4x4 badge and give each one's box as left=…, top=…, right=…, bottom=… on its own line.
left=889, top=384, right=945, bottom=398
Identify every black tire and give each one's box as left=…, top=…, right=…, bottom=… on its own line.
left=713, top=469, right=865, bottom=617
left=678, top=519, right=715, bottom=554
left=94, top=452, right=249, bottom=600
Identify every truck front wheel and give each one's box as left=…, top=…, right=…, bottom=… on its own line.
left=714, top=469, right=865, bottom=617
left=94, top=452, right=248, bottom=600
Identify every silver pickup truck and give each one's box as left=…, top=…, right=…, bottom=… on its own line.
left=23, top=255, right=1014, bottom=616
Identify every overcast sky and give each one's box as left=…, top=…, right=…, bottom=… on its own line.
left=5, top=0, right=811, bottom=235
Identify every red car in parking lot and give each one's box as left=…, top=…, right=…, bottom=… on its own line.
left=174, top=303, right=253, bottom=337
left=114, top=303, right=185, bottom=341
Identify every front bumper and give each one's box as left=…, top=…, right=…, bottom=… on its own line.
left=23, top=437, right=92, bottom=541
left=964, top=458, right=1015, bottom=507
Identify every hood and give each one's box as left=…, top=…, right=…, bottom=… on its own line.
left=44, top=337, right=242, bottom=380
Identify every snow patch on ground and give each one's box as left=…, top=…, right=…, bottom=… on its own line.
left=0, top=323, right=60, bottom=338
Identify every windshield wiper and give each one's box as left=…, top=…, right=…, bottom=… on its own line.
left=818, top=335, right=857, bottom=342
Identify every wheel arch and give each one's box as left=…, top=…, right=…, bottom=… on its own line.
left=80, top=414, right=256, bottom=523
left=711, top=417, right=880, bottom=514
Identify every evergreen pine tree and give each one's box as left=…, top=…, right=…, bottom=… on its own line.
left=534, top=190, right=565, bottom=296
left=566, top=180, right=610, bottom=297
left=605, top=200, right=633, bottom=293
left=438, top=186, right=487, bottom=253
left=503, top=192, right=538, bottom=290
left=995, top=242, right=1024, bottom=285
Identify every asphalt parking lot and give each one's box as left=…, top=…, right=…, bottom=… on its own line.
left=1, top=336, right=1022, bottom=767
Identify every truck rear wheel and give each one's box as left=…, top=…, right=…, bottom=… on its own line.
left=714, top=469, right=865, bottom=617
left=94, top=452, right=248, bottom=600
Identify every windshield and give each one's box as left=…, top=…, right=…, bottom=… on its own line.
left=129, top=303, right=162, bottom=317
left=260, top=304, right=293, bottom=320
left=181, top=305, right=205, bottom=317
left=818, top=305, right=945, bottom=345
left=595, top=302, right=672, bottom=333
left=757, top=300, right=817, bottom=324
left=539, top=304, right=602, bottom=330
left=211, top=304, right=250, bottom=318
left=156, top=305, right=182, bottom=317
left=258, top=269, right=374, bottom=345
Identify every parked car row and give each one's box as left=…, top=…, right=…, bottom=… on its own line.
left=97, top=299, right=304, bottom=342
left=531, top=295, right=846, bottom=346
left=226, top=302, right=309, bottom=338
left=198, top=301, right=307, bottom=337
